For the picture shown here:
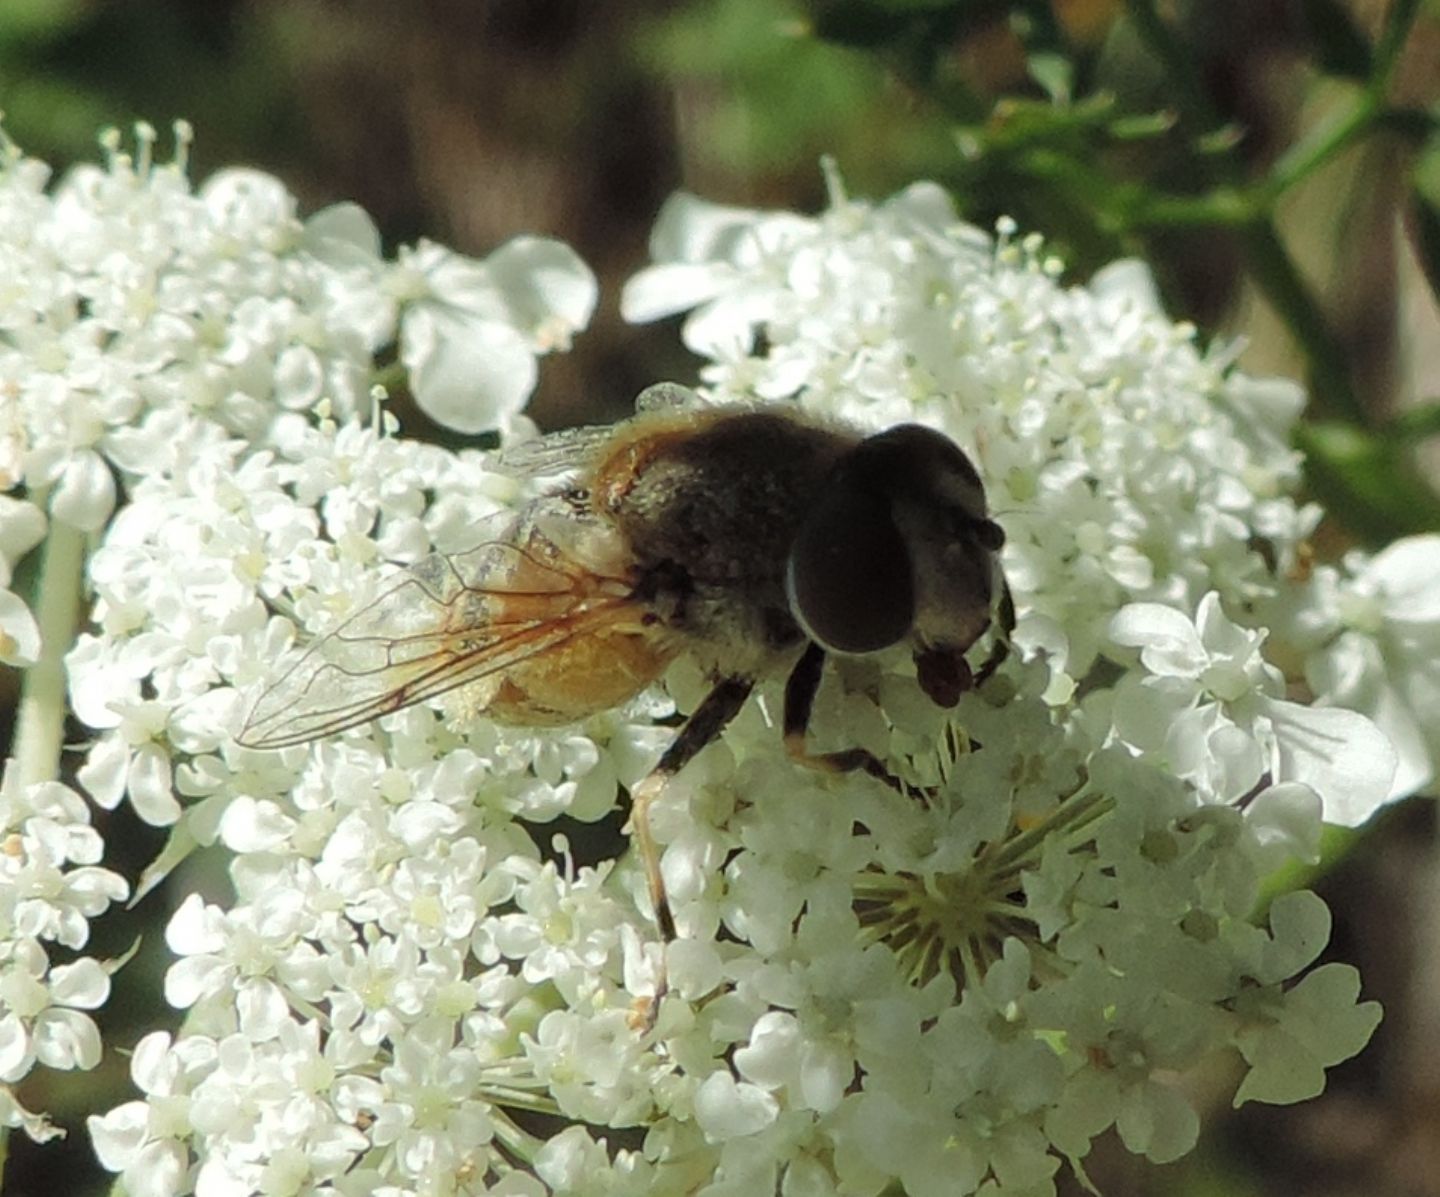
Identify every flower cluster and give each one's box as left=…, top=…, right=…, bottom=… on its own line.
left=0, top=130, right=1426, bottom=1193
left=0, top=768, right=128, bottom=1143
left=0, top=118, right=595, bottom=524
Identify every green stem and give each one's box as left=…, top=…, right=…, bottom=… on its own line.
left=11, top=515, right=87, bottom=788
left=1261, top=0, right=1418, bottom=202
left=1240, top=221, right=1366, bottom=424
left=1122, top=0, right=1225, bottom=136
left=491, top=1109, right=546, bottom=1166
left=991, top=787, right=1112, bottom=872
left=1132, top=187, right=1257, bottom=229
left=1263, top=87, right=1379, bottom=202
left=1372, top=0, right=1423, bottom=83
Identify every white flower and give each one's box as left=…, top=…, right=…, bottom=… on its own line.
left=1110, top=591, right=1397, bottom=825
left=621, top=192, right=816, bottom=359
left=88, top=1030, right=213, bottom=1197
left=0, top=768, right=127, bottom=1142
left=163, top=892, right=302, bottom=1039
left=0, top=122, right=592, bottom=546
left=0, top=588, right=39, bottom=666
left=0, top=495, right=46, bottom=583
left=1289, top=534, right=1440, bottom=800
left=1229, top=892, right=1382, bottom=1106
left=0, top=944, right=107, bottom=1079
left=392, top=237, right=597, bottom=433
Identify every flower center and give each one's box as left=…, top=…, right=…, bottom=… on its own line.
left=854, top=859, right=1030, bottom=988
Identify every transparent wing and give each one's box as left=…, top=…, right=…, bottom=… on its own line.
left=237, top=520, right=640, bottom=750
left=491, top=423, right=615, bottom=479
left=492, top=384, right=705, bottom=477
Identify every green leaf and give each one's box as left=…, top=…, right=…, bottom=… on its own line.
left=1195, top=122, right=1246, bottom=155
left=1388, top=401, right=1440, bottom=443
left=0, top=0, right=86, bottom=47
left=1298, top=421, right=1440, bottom=543
left=962, top=91, right=1116, bottom=153
left=1409, top=137, right=1440, bottom=303
left=1296, top=0, right=1373, bottom=78
left=1108, top=110, right=1177, bottom=141
left=1026, top=51, right=1073, bottom=104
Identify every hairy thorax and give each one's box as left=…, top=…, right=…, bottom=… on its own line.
left=595, top=407, right=860, bottom=676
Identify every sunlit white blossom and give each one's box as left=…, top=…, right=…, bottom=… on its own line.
left=0, top=119, right=593, bottom=542
left=1109, top=591, right=1397, bottom=824
left=1271, top=534, right=1440, bottom=800
left=0, top=768, right=127, bottom=1142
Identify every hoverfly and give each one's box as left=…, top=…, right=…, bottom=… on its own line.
left=238, top=385, right=1012, bottom=973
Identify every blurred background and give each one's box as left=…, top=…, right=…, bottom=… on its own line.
left=2, top=1, right=1438, bottom=1193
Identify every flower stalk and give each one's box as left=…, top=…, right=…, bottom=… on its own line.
left=11, top=511, right=85, bottom=789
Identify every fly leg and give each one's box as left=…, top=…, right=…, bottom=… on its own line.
left=781, top=642, right=906, bottom=790
left=970, top=578, right=1016, bottom=689
left=629, top=676, right=753, bottom=1018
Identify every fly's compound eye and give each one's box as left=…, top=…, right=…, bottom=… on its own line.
left=847, top=423, right=990, bottom=523
left=786, top=481, right=914, bottom=654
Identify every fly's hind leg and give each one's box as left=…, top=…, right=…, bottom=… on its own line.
left=629, top=676, right=753, bottom=1016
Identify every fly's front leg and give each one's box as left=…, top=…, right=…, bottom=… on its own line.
left=630, top=675, right=753, bottom=945
left=971, top=578, right=1016, bottom=689
left=782, top=642, right=906, bottom=791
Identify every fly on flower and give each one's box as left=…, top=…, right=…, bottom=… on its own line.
left=237, top=384, right=1013, bottom=953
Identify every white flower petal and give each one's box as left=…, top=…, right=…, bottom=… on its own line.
left=0, top=496, right=46, bottom=568
left=1369, top=534, right=1440, bottom=623
left=165, top=894, right=228, bottom=956
left=692, top=1071, right=778, bottom=1142
left=0, top=1015, right=31, bottom=1081
left=50, top=451, right=116, bottom=531
left=34, top=1007, right=102, bottom=1070
left=88, top=1102, right=151, bottom=1170
left=1244, top=782, right=1323, bottom=869
left=400, top=306, right=537, bottom=433
left=47, top=958, right=110, bottom=1009
left=301, top=201, right=382, bottom=268
left=1266, top=698, right=1398, bottom=827
left=733, top=1011, right=799, bottom=1090
left=1109, top=602, right=1207, bottom=676
left=127, top=743, right=180, bottom=826
left=0, top=589, right=41, bottom=666
left=217, top=796, right=296, bottom=853
left=483, top=236, right=597, bottom=346
left=621, top=262, right=727, bottom=323
left=76, top=736, right=130, bottom=809
left=163, top=956, right=226, bottom=1009
left=1088, top=259, right=1164, bottom=315
left=644, top=191, right=762, bottom=266
left=123, top=1140, right=191, bottom=1197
